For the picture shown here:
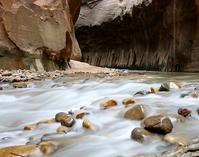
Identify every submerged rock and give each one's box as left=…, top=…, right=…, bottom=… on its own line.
left=131, top=128, right=153, bottom=143
left=124, top=104, right=146, bottom=120
left=178, top=108, right=192, bottom=118
left=100, top=99, right=118, bottom=109
left=39, top=141, right=58, bottom=155
left=164, top=133, right=189, bottom=146
left=122, top=98, right=135, bottom=106
left=56, top=126, right=70, bottom=133
left=143, top=115, right=173, bottom=134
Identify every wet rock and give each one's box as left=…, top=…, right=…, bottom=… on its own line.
left=24, top=124, right=36, bottom=131
left=13, top=82, right=27, bottom=88
left=122, top=98, right=135, bottom=106
left=100, top=99, right=118, bottom=109
left=75, top=112, right=89, bottom=119
left=134, top=90, right=150, bottom=96
left=178, top=108, right=192, bottom=118
left=55, top=112, right=70, bottom=123
left=191, top=91, right=199, bottom=98
left=0, top=86, right=2, bottom=90
left=56, top=126, right=70, bottom=133
left=124, top=104, right=146, bottom=120
left=164, top=133, right=189, bottom=146
left=159, top=83, right=170, bottom=92
left=143, top=115, right=173, bottom=134
left=39, top=141, right=58, bottom=155
left=150, top=87, right=159, bottom=94
left=0, top=145, right=38, bottom=157
left=82, top=119, right=93, bottom=130
left=131, top=128, right=153, bottom=143
left=61, top=117, right=75, bottom=127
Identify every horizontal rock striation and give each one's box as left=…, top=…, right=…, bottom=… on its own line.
left=76, top=0, right=199, bottom=72
left=0, top=0, right=81, bottom=70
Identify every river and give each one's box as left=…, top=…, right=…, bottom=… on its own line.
left=0, top=72, right=199, bottom=157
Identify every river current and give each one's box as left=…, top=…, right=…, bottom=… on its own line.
left=0, top=72, right=199, bottom=157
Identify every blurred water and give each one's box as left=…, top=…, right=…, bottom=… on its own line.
left=0, top=72, right=199, bottom=156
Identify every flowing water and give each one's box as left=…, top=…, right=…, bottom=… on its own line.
left=0, top=72, right=199, bottom=157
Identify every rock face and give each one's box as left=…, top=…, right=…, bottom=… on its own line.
left=0, top=0, right=81, bottom=70
left=76, top=0, right=199, bottom=72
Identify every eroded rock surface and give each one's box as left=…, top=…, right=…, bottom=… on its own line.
left=76, top=0, right=199, bottom=72
left=0, top=0, right=81, bottom=70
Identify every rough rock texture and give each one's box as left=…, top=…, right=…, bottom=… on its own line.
left=76, top=0, right=199, bottom=72
left=0, top=0, right=81, bottom=70
left=147, top=138, right=199, bottom=157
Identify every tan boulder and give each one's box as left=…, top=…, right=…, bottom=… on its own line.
left=124, top=104, right=146, bottom=120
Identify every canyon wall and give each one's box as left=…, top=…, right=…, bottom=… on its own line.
left=76, top=0, right=199, bottom=72
left=0, top=0, right=81, bottom=70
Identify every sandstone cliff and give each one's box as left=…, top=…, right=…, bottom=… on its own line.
left=0, top=0, right=81, bottom=70
left=76, top=0, right=199, bottom=72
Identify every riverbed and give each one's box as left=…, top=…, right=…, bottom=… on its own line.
left=0, top=72, right=199, bottom=157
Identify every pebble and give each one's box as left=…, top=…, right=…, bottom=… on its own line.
left=56, top=126, right=70, bottom=133
left=55, top=112, right=70, bottom=123
left=82, top=119, right=93, bottom=130
left=75, top=112, right=89, bottom=119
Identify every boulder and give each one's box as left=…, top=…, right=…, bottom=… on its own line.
left=124, top=104, right=146, bottom=120
left=143, top=115, right=173, bottom=134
